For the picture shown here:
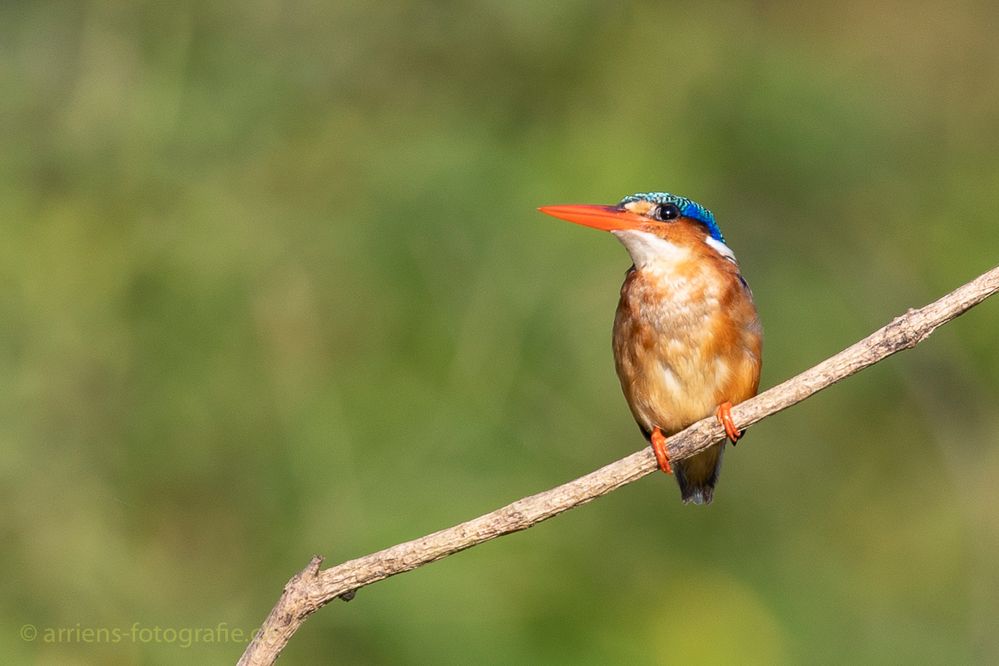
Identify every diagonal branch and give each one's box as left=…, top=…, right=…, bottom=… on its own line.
left=238, top=263, right=999, bottom=666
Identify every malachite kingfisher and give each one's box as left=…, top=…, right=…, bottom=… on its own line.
left=540, top=192, right=762, bottom=504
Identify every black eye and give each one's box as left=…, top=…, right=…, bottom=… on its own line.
left=655, top=203, right=681, bottom=221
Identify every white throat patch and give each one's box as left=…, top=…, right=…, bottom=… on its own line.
left=611, top=230, right=691, bottom=271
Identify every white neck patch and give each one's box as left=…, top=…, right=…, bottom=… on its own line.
left=704, top=236, right=737, bottom=263
left=610, top=230, right=691, bottom=271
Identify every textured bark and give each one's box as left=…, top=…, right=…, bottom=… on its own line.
left=238, top=264, right=999, bottom=666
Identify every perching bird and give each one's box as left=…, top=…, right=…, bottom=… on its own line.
left=540, top=192, right=762, bottom=504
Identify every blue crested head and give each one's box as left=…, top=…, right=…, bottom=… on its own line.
left=618, top=192, right=725, bottom=244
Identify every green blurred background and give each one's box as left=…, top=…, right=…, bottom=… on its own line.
left=4, top=1, right=999, bottom=663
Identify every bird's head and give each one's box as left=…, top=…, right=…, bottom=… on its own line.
left=539, top=192, right=735, bottom=270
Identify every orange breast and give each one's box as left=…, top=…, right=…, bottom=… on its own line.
left=612, top=255, right=762, bottom=436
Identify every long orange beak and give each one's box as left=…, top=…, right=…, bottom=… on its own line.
left=538, top=204, right=646, bottom=232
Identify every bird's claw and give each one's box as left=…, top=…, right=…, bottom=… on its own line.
left=651, top=427, right=672, bottom=474
left=716, top=401, right=743, bottom=445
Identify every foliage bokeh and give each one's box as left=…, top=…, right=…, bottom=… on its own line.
left=4, top=1, right=999, bottom=663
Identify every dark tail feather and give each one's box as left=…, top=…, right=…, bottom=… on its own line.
left=674, top=443, right=725, bottom=505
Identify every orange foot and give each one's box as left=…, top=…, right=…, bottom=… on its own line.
left=716, top=401, right=743, bottom=445
left=650, top=426, right=672, bottom=474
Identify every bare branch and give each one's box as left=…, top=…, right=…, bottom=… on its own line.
left=238, top=264, right=999, bottom=666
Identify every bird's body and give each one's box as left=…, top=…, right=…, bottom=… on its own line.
left=540, top=193, right=762, bottom=504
